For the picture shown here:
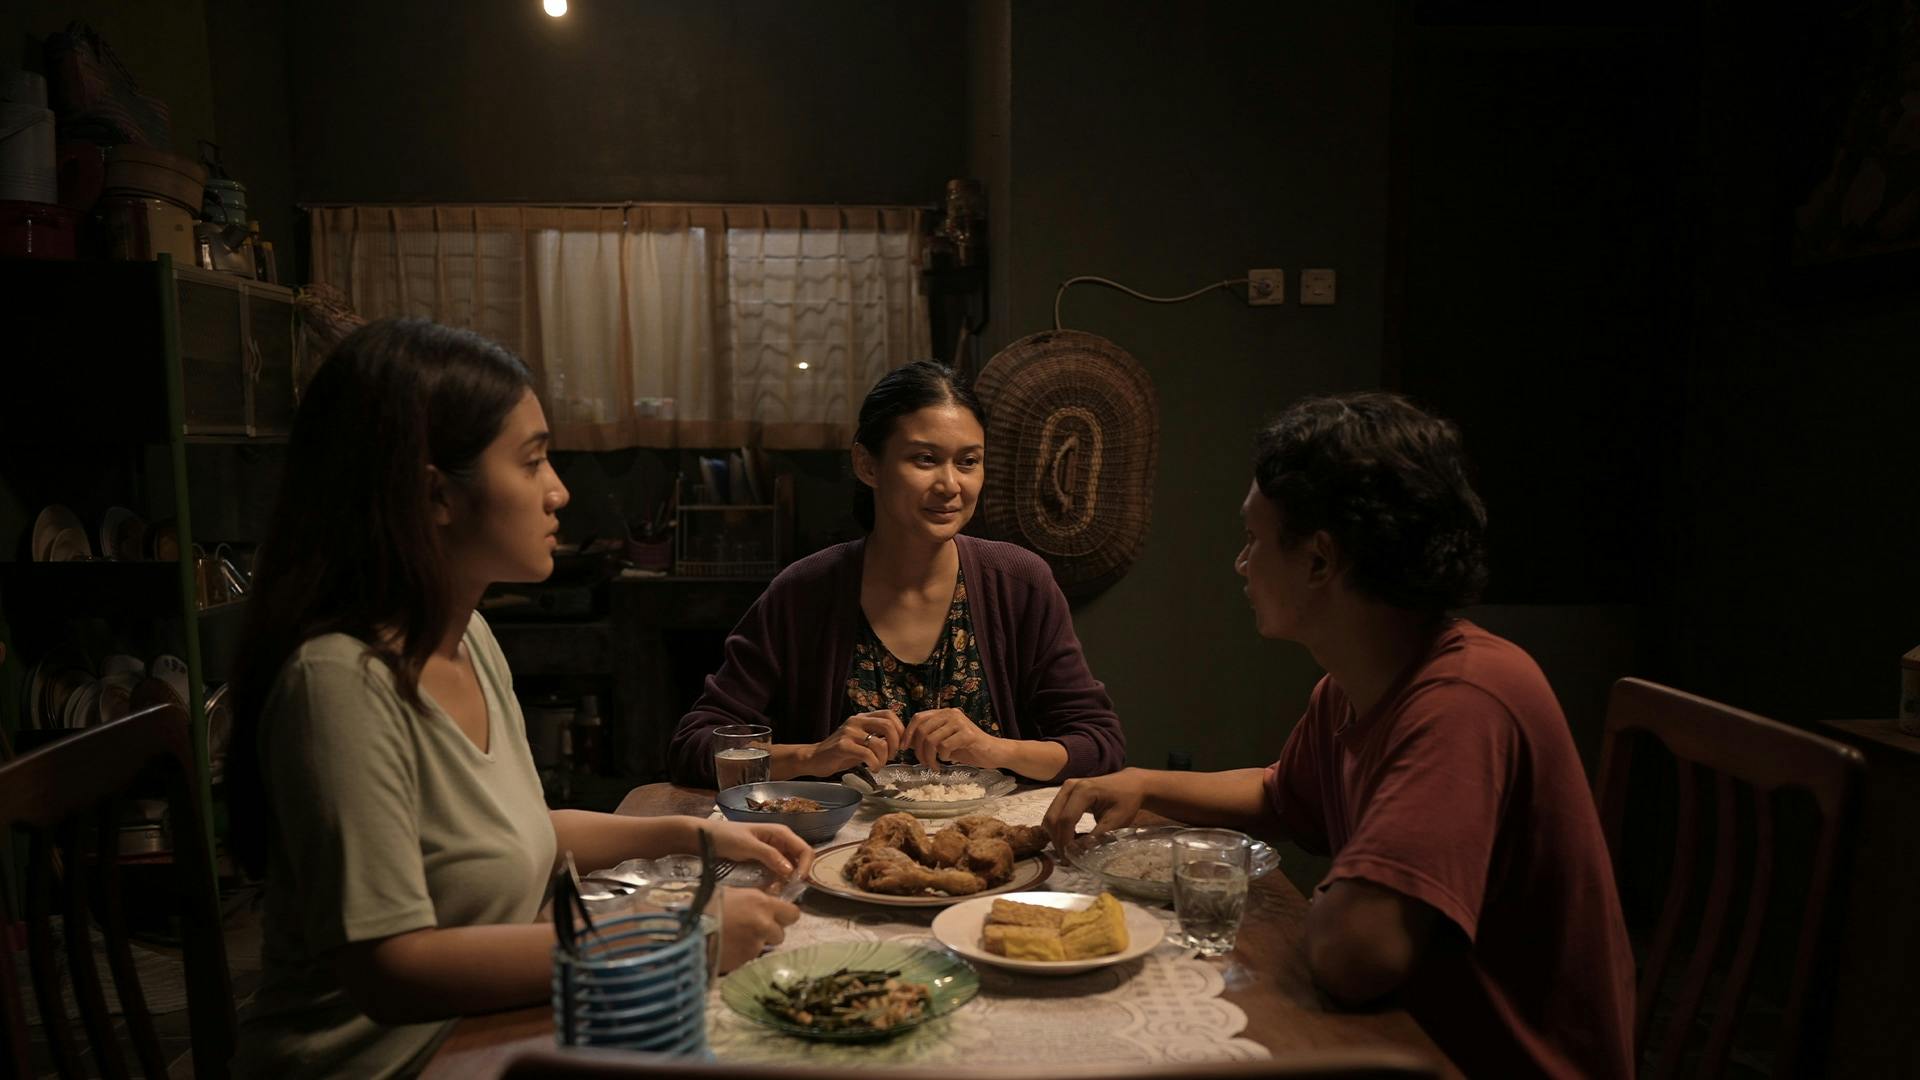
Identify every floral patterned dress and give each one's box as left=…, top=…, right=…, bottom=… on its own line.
left=843, top=567, right=996, bottom=762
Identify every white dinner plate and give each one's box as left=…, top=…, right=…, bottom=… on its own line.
left=99, top=507, right=148, bottom=561
left=931, top=890, right=1165, bottom=976
left=32, top=505, right=85, bottom=562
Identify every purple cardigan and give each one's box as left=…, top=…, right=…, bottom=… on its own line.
left=668, top=535, right=1126, bottom=786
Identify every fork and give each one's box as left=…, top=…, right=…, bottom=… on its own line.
left=710, top=859, right=737, bottom=882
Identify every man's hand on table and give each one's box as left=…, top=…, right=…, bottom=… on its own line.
left=718, top=888, right=800, bottom=972
left=1042, top=768, right=1151, bottom=851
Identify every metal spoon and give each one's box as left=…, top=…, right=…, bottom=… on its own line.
left=844, top=765, right=907, bottom=799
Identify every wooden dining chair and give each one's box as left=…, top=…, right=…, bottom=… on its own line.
left=0, top=702, right=235, bottom=1079
left=491, top=1047, right=1442, bottom=1079
left=1595, top=677, right=1864, bottom=1080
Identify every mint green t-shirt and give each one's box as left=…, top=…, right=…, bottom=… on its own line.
left=235, top=613, right=555, bottom=1079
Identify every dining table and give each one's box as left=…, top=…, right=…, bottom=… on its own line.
left=422, top=782, right=1457, bottom=1078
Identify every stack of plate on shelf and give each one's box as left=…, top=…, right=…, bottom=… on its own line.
left=17, top=653, right=193, bottom=730
left=30, top=504, right=92, bottom=561
left=29, top=504, right=167, bottom=561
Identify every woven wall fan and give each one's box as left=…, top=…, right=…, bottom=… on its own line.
left=972, top=330, right=1159, bottom=600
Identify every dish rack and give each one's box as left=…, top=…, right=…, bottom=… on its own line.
left=673, top=474, right=791, bottom=579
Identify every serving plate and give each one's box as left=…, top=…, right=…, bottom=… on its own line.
left=721, top=941, right=977, bottom=1041
left=1065, top=826, right=1279, bottom=903
left=845, top=764, right=1017, bottom=818
left=931, top=890, right=1164, bottom=976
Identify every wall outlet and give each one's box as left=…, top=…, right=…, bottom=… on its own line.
left=1300, top=268, right=1336, bottom=305
left=1247, top=268, right=1285, bottom=305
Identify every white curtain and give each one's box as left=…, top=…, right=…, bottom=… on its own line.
left=309, top=204, right=929, bottom=449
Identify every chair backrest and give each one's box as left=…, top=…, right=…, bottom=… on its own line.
left=0, top=703, right=234, bottom=1079
left=494, top=1047, right=1442, bottom=1079
left=1594, top=677, right=1864, bottom=1080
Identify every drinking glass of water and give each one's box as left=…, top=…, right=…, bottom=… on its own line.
left=712, top=724, right=772, bottom=790
left=1172, top=828, right=1252, bottom=957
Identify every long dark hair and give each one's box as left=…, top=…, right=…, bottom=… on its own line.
left=851, top=360, right=985, bottom=530
left=228, top=318, right=533, bottom=876
left=1254, top=391, right=1488, bottom=612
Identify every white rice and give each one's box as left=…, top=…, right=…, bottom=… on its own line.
left=897, top=782, right=987, bottom=803
left=1101, top=843, right=1173, bottom=882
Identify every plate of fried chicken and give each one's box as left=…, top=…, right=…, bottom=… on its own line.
left=807, top=812, right=1054, bottom=907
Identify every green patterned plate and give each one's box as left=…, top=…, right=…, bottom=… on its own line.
left=720, top=941, right=979, bottom=1041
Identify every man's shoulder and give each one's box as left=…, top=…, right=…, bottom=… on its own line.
left=1403, top=620, right=1565, bottom=736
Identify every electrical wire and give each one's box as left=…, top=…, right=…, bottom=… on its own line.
left=1053, top=275, right=1249, bottom=331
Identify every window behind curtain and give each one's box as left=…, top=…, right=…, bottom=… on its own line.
left=310, top=205, right=931, bottom=449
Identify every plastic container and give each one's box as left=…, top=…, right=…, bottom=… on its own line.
left=202, top=177, right=248, bottom=225
left=552, top=912, right=711, bottom=1055
left=97, top=195, right=196, bottom=263
left=0, top=100, right=56, bottom=203
left=102, top=146, right=207, bottom=213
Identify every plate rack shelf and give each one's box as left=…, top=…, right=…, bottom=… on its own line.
left=0, top=255, right=307, bottom=887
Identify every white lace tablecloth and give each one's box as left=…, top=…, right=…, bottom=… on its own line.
left=703, top=786, right=1270, bottom=1067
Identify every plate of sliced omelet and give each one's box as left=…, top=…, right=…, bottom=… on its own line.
left=930, top=891, right=1164, bottom=975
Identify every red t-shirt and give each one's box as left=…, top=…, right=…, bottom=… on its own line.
left=1264, top=619, right=1636, bottom=1079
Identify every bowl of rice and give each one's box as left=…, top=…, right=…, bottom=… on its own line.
left=1065, top=826, right=1281, bottom=902
left=849, top=764, right=1018, bottom=818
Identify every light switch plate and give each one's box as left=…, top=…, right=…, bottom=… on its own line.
left=1300, top=268, right=1336, bottom=306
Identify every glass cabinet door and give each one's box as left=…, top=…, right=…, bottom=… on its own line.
left=176, top=276, right=249, bottom=435
left=247, top=293, right=298, bottom=436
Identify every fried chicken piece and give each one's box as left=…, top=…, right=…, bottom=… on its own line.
left=960, top=837, right=1015, bottom=886
left=865, top=812, right=931, bottom=862
left=926, top=826, right=971, bottom=868
left=844, top=843, right=915, bottom=888
left=949, top=814, right=1050, bottom=858
left=854, top=850, right=988, bottom=895
left=925, top=829, right=1015, bottom=885
left=843, top=812, right=1035, bottom=896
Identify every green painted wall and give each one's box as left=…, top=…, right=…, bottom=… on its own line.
left=985, top=2, right=1398, bottom=784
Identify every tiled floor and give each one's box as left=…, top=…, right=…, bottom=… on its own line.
left=19, top=885, right=263, bottom=1080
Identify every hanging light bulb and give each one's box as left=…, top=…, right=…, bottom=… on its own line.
left=544, top=0, right=568, bottom=16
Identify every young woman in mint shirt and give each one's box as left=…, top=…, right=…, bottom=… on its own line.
left=227, top=319, right=811, bottom=1079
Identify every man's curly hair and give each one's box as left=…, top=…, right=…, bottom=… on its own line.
left=1254, top=392, right=1488, bottom=612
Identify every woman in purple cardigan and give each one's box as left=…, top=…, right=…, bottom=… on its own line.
left=669, top=362, right=1126, bottom=788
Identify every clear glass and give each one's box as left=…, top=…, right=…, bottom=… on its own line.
left=712, top=724, right=772, bottom=790
left=1172, top=828, right=1253, bottom=958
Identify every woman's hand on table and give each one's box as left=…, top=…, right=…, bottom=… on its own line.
left=717, top=887, right=800, bottom=973
left=802, top=710, right=904, bottom=775
left=903, top=707, right=1002, bottom=768
left=705, top=820, right=815, bottom=883
left=1042, top=768, right=1151, bottom=852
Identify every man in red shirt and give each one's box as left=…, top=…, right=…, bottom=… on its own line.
left=1044, top=393, right=1636, bottom=1079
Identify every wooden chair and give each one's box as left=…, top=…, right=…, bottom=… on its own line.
left=1595, top=678, right=1864, bottom=1080
left=492, top=1048, right=1442, bottom=1079
left=0, top=703, right=234, bottom=1079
